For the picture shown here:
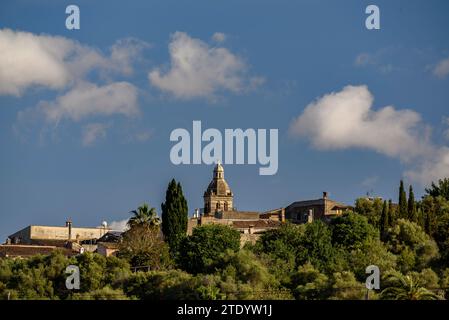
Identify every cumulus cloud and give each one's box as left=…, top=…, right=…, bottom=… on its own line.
left=433, top=56, right=449, bottom=79
left=290, top=85, right=449, bottom=186
left=82, top=122, right=111, bottom=147
left=405, top=147, right=449, bottom=186
left=149, top=31, right=262, bottom=99
left=39, top=81, right=139, bottom=123
left=0, top=28, right=148, bottom=96
left=290, top=85, right=432, bottom=162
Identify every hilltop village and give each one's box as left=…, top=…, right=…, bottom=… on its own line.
left=1, top=163, right=352, bottom=258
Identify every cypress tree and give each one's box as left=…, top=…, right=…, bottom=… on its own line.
left=388, top=199, right=394, bottom=226
left=380, top=200, right=388, bottom=238
left=417, top=207, right=425, bottom=229
left=398, top=180, right=407, bottom=219
left=407, top=185, right=417, bottom=222
left=161, top=179, right=188, bottom=253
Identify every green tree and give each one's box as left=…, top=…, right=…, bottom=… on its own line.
left=178, top=224, right=240, bottom=274
left=118, top=224, right=172, bottom=270
left=354, top=197, right=383, bottom=227
left=399, top=180, right=408, bottom=219
left=329, top=271, right=365, bottom=300
left=408, top=185, right=417, bottom=222
left=385, top=219, right=439, bottom=273
left=348, top=238, right=397, bottom=281
left=380, top=200, right=389, bottom=238
left=298, top=221, right=337, bottom=272
left=161, top=179, right=188, bottom=253
left=330, top=212, right=377, bottom=250
left=388, top=199, right=396, bottom=225
left=291, top=262, right=330, bottom=300
left=425, top=178, right=449, bottom=201
left=128, top=203, right=160, bottom=228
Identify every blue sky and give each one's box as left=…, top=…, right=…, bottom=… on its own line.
left=1, top=0, right=449, bottom=240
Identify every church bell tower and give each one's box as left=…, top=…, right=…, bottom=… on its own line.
left=203, top=162, right=233, bottom=215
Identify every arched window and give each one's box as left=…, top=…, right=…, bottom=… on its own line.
left=224, top=202, right=228, bottom=210
left=216, top=202, right=220, bottom=209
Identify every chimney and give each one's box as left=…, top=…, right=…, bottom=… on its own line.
left=308, top=209, right=314, bottom=223
left=323, top=191, right=328, bottom=199
left=66, top=219, right=72, bottom=241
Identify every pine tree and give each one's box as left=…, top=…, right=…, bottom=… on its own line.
left=161, top=179, right=188, bottom=253
left=398, top=180, right=407, bottom=219
left=380, top=200, right=388, bottom=238
left=407, top=185, right=417, bottom=222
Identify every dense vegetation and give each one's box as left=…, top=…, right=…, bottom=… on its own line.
left=1, top=178, right=449, bottom=300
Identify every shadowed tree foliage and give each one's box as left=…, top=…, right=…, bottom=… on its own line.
left=399, top=180, right=408, bottom=219
left=408, top=185, right=417, bottom=222
left=120, top=204, right=171, bottom=270
left=161, top=179, right=188, bottom=253
left=380, top=200, right=389, bottom=238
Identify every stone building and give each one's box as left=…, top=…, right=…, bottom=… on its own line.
left=203, top=162, right=234, bottom=214
left=7, top=220, right=110, bottom=246
left=188, top=163, right=284, bottom=245
left=188, top=164, right=352, bottom=245
left=285, top=192, right=352, bottom=224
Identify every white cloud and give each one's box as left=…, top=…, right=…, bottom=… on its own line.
left=149, top=31, right=262, bottom=99
left=108, top=219, right=129, bottom=232
left=290, top=85, right=449, bottom=186
left=290, top=85, right=432, bottom=162
left=82, top=122, right=111, bottom=147
left=433, top=56, right=449, bottom=79
left=39, top=81, right=139, bottom=123
left=0, top=28, right=148, bottom=96
left=212, top=32, right=226, bottom=43
left=405, top=147, right=449, bottom=186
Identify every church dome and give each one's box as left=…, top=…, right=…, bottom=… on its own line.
left=205, top=163, right=232, bottom=196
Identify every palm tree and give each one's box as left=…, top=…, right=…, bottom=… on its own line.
left=380, top=273, right=443, bottom=300
left=127, top=203, right=161, bottom=228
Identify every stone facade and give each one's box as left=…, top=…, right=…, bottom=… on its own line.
left=8, top=223, right=110, bottom=245
left=203, top=163, right=233, bottom=214
left=285, top=192, right=352, bottom=224
left=188, top=164, right=283, bottom=244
